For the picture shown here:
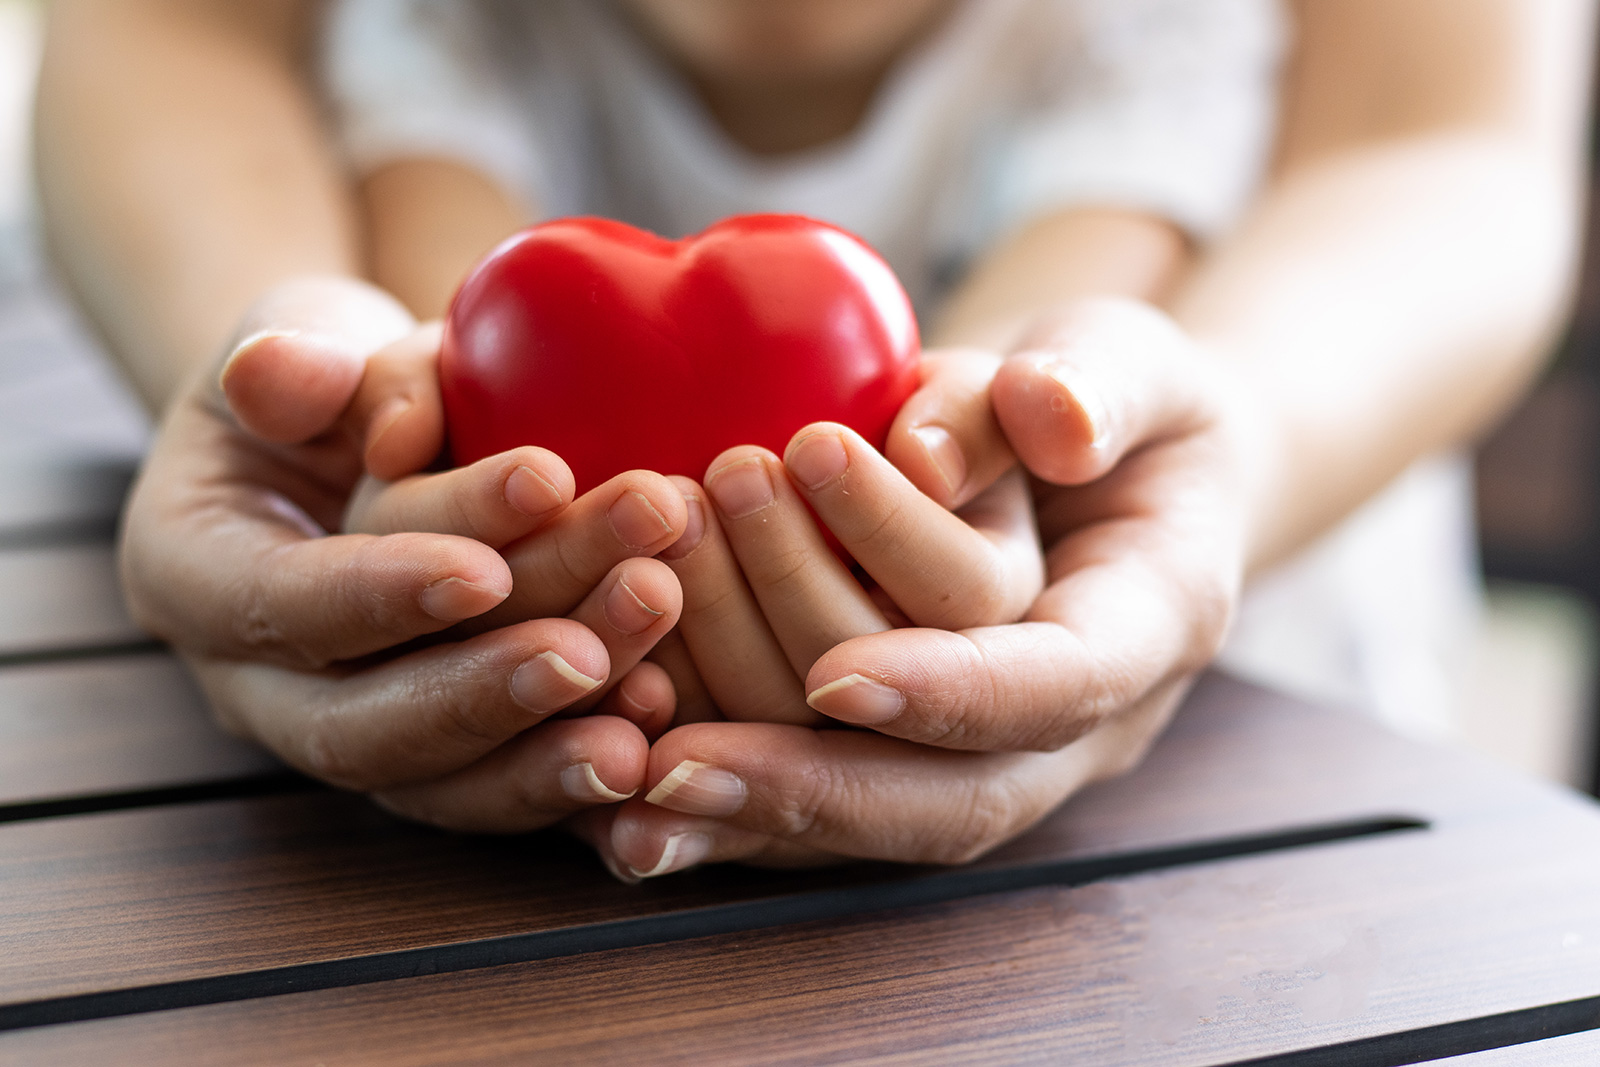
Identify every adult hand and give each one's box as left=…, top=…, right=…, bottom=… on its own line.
left=120, top=276, right=688, bottom=832
left=600, top=300, right=1254, bottom=877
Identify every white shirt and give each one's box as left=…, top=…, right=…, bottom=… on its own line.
left=319, top=0, right=1478, bottom=736
left=321, top=0, right=1284, bottom=311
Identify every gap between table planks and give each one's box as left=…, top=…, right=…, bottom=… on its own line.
left=2, top=673, right=1600, bottom=1064
left=1, top=761, right=1598, bottom=1066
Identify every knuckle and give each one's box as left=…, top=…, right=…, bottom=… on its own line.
left=424, top=665, right=517, bottom=749
left=931, top=780, right=1025, bottom=864
left=506, top=767, right=563, bottom=826
left=748, top=542, right=816, bottom=594
left=847, top=494, right=911, bottom=556
left=1032, top=628, right=1115, bottom=751
left=682, top=573, right=743, bottom=619
left=942, top=552, right=1013, bottom=628
left=230, top=587, right=321, bottom=667
left=902, top=635, right=1005, bottom=750
left=338, top=542, right=420, bottom=650
left=772, top=759, right=837, bottom=839
left=442, top=486, right=476, bottom=536
left=550, top=529, right=596, bottom=598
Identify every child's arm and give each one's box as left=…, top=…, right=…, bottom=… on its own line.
left=599, top=0, right=1597, bottom=876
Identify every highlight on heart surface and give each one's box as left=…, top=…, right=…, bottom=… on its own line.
left=439, top=214, right=921, bottom=491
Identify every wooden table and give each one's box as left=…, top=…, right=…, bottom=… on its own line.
left=0, top=458, right=1599, bottom=1065
left=2, top=281, right=1600, bottom=1065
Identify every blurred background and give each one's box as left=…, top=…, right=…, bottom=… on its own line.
left=1, top=0, right=1595, bottom=791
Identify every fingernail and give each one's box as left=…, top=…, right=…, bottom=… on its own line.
left=365, top=396, right=413, bottom=456
left=645, top=760, right=747, bottom=816
left=603, top=575, right=664, bottom=635
left=1040, top=359, right=1109, bottom=447
left=909, top=424, right=967, bottom=496
left=706, top=457, right=775, bottom=519
left=505, top=464, right=563, bottom=518
left=806, top=673, right=905, bottom=725
left=629, top=831, right=714, bottom=879
left=608, top=490, right=674, bottom=549
left=560, top=762, right=635, bottom=803
left=786, top=431, right=849, bottom=491
left=659, top=494, right=705, bottom=561
left=510, top=650, right=602, bottom=710
left=419, top=576, right=507, bottom=621
left=218, top=328, right=300, bottom=387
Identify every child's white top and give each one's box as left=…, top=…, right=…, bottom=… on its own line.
left=321, top=0, right=1478, bottom=736
left=322, top=0, right=1283, bottom=311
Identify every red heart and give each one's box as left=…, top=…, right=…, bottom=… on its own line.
left=440, top=215, right=921, bottom=492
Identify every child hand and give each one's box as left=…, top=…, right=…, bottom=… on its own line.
left=644, top=348, right=1046, bottom=727
left=601, top=300, right=1252, bottom=876
left=121, top=277, right=686, bottom=833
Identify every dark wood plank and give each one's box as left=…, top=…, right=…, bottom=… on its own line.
left=0, top=543, right=145, bottom=659
left=0, top=652, right=279, bottom=808
left=4, top=791, right=1598, bottom=1066
left=0, top=455, right=133, bottom=544
left=0, top=675, right=1585, bottom=1009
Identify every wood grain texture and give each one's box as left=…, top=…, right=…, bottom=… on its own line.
left=4, top=795, right=1599, bottom=1066
left=0, top=652, right=279, bottom=807
left=0, top=675, right=1588, bottom=1008
left=1423, top=1028, right=1600, bottom=1064
left=0, top=543, right=146, bottom=658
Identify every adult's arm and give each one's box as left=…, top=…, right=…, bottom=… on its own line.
left=946, top=0, right=1593, bottom=571
left=35, top=0, right=354, bottom=408
left=1173, top=0, right=1593, bottom=569
left=35, top=1, right=689, bottom=834
left=605, top=0, right=1599, bottom=875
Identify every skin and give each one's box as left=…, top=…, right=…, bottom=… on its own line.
left=34, top=0, right=1595, bottom=874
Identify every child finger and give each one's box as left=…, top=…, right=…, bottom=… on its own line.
left=344, top=323, right=450, bottom=481
left=645, top=630, right=722, bottom=726
left=785, top=425, right=1043, bottom=629
left=191, top=617, right=615, bottom=792
left=372, top=715, right=649, bottom=834
left=470, top=470, right=689, bottom=627
left=558, top=557, right=684, bottom=714
left=344, top=445, right=576, bottom=548
left=592, top=660, right=677, bottom=741
left=217, top=277, right=415, bottom=443
left=993, top=298, right=1212, bottom=486
left=702, top=447, right=889, bottom=678
left=658, top=476, right=820, bottom=725
left=884, top=347, right=1016, bottom=509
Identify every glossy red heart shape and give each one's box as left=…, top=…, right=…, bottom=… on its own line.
left=440, top=215, right=921, bottom=492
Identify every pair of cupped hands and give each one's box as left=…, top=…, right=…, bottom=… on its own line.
left=120, top=275, right=1252, bottom=881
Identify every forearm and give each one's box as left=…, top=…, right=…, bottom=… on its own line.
left=930, top=207, right=1190, bottom=351
left=35, top=0, right=358, bottom=410
left=1173, top=0, right=1595, bottom=571
left=361, top=159, right=530, bottom=320
left=1174, top=133, right=1583, bottom=571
